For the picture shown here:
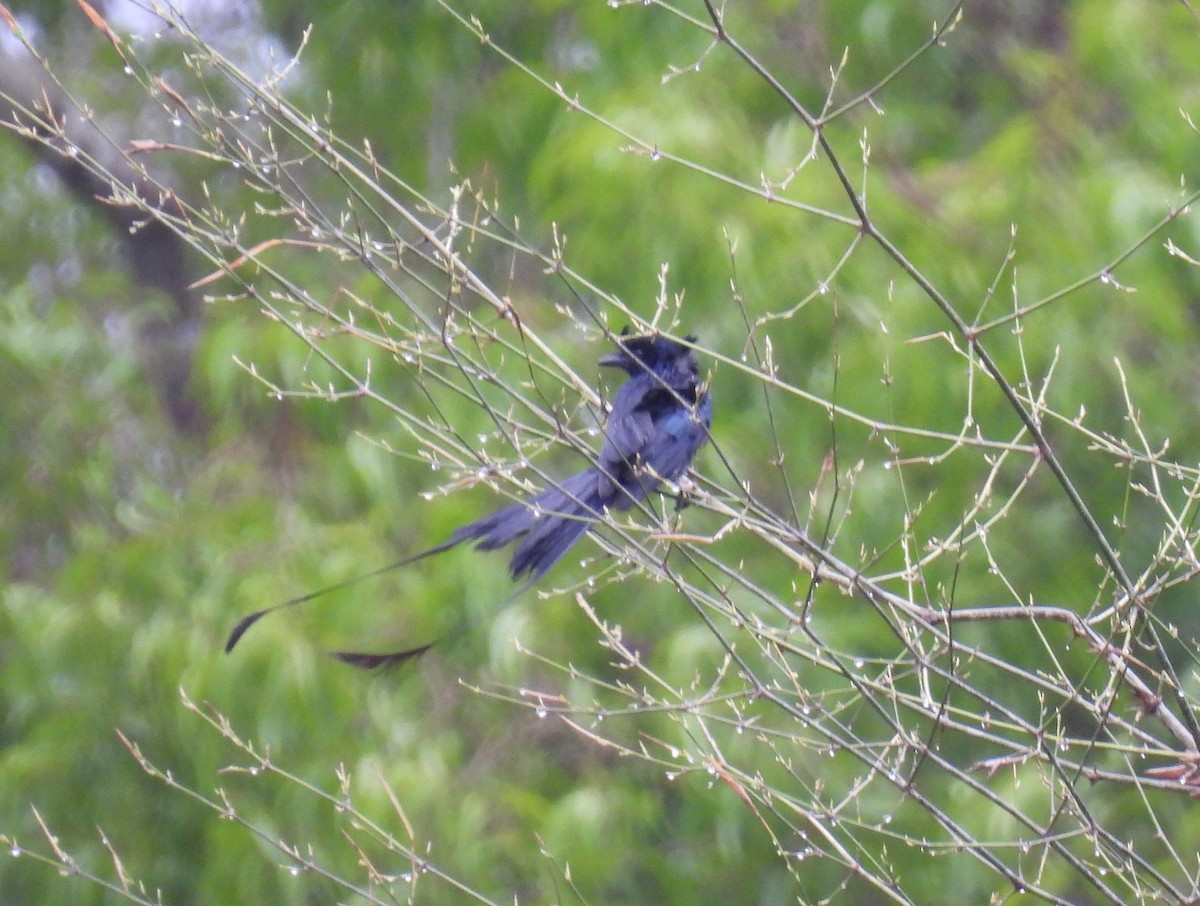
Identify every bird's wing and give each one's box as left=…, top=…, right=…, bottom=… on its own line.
left=599, top=381, right=709, bottom=492
left=640, top=399, right=710, bottom=481
left=600, top=406, right=656, bottom=466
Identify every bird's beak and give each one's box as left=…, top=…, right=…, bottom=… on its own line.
left=598, top=350, right=629, bottom=369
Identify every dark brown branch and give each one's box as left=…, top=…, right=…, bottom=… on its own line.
left=0, top=42, right=205, bottom=432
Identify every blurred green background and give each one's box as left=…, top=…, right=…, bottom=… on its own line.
left=3, top=1, right=1200, bottom=903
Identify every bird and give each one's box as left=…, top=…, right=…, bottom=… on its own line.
left=224, top=330, right=712, bottom=668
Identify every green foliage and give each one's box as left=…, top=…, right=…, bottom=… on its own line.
left=3, top=1, right=1200, bottom=905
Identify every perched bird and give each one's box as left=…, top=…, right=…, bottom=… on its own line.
left=225, top=331, right=712, bottom=667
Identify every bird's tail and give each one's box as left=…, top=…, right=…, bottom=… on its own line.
left=225, top=470, right=620, bottom=668
left=455, top=468, right=619, bottom=581
left=223, top=535, right=461, bottom=655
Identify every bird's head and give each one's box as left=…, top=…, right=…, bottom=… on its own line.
left=599, top=330, right=700, bottom=380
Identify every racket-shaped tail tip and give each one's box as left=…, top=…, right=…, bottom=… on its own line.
left=329, top=642, right=436, bottom=670
left=224, top=609, right=268, bottom=653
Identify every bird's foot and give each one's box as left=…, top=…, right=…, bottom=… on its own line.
left=672, top=475, right=699, bottom=512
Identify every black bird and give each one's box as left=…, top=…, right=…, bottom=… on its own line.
left=225, top=331, right=712, bottom=667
